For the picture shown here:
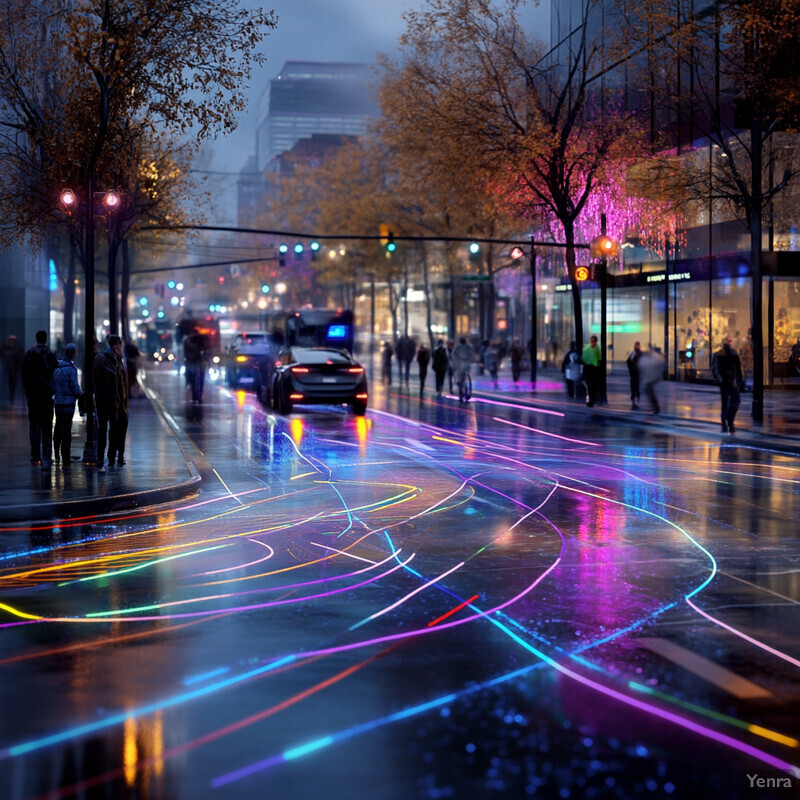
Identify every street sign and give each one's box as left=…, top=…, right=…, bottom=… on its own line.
left=461, top=274, right=492, bottom=282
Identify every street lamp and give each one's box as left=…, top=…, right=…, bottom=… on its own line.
left=59, top=185, right=122, bottom=464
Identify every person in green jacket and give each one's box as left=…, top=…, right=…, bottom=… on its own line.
left=582, top=335, right=601, bottom=407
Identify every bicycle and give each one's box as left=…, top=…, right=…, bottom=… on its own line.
left=457, top=367, right=472, bottom=403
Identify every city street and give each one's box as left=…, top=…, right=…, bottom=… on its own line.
left=1, top=367, right=799, bottom=799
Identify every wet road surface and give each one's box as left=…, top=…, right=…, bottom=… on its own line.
left=1, top=367, right=799, bottom=799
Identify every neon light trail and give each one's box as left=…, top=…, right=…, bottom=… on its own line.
left=0, top=370, right=798, bottom=800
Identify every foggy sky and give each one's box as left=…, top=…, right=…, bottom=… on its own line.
left=205, top=0, right=550, bottom=223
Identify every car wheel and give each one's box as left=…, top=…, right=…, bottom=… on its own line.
left=352, top=401, right=367, bottom=416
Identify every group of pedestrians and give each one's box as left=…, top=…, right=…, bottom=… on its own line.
left=18, top=330, right=130, bottom=470
left=561, top=334, right=747, bottom=432
left=381, top=335, right=469, bottom=396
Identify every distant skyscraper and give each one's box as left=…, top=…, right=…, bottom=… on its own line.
left=255, top=61, right=379, bottom=170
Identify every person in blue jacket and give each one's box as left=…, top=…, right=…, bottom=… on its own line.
left=53, top=343, right=84, bottom=466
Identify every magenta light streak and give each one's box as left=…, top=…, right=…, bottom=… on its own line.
left=464, top=395, right=565, bottom=417
left=492, top=416, right=601, bottom=446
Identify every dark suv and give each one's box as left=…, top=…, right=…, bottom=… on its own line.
left=225, top=332, right=279, bottom=403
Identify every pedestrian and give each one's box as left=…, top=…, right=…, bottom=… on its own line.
left=125, top=339, right=142, bottom=398
left=183, top=327, right=208, bottom=403
left=416, top=343, right=430, bottom=395
left=446, top=340, right=455, bottom=393
left=479, top=339, right=489, bottom=375
left=94, top=334, right=128, bottom=471
left=52, top=343, right=83, bottom=466
left=638, top=346, right=664, bottom=414
left=581, top=335, right=602, bottom=407
left=484, top=341, right=500, bottom=388
left=381, top=340, right=394, bottom=385
left=510, top=338, right=524, bottom=383
left=1, top=333, right=23, bottom=404
left=396, top=334, right=416, bottom=385
left=626, top=340, right=643, bottom=410
left=432, top=339, right=449, bottom=395
left=21, top=330, right=59, bottom=466
left=712, top=337, right=746, bottom=433
left=561, top=341, right=581, bottom=399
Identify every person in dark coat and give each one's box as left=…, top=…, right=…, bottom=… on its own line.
left=626, top=341, right=643, bottom=410
left=381, top=341, right=394, bottom=385
left=396, top=334, right=416, bottom=385
left=712, top=337, right=746, bottom=434
left=21, top=330, right=59, bottom=466
left=94, top=335, right=128, bottom=471
left=416, top=343, right=430, bottom=395
left=1, top=334, right=23, bottom=404
left=510, top=339, right=524, bottom=383
left=52, top=343, right=83, bottom=465
left=432, top=340, right=449, bottom=395
left=183, top=328, right=208, bottom=403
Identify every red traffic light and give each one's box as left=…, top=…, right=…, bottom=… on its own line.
left=510, top=247, right=524, bottom=260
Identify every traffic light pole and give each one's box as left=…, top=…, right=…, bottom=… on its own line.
left=599, top=215, right=609, bottom=406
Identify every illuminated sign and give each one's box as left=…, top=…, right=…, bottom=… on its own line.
left=646, top=271, right=692, bottom=283
left=327, top=324, right=347, bottom=339
left=575, top=266, right=590, bottom=281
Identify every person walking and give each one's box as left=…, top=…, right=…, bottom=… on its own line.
left=416, top=343, right=430, bottom=395
left=484, top=341, right=500, bottom=388
left=21, top=330, right=59, bottom=466
left=626, top=341, right=643, bottom=410
left=1, top=334, right=23, bottom=404
left=450, top=337, right=474, bottom=399
left=396, top=334, right=416, bottom=385
left=52, top=343, right=83, bottom=466
left=638, top=346, right=664, bottom=414
left=432, top=339, right=449, bottom=395
left=183, top=327, right=208, bottom=403
left=94, top=335, right=128, bottom=471
left=561, top=341, right=581, bottom=399
left=446, top=340, right=455, bottom=393
left=510, top=339, right=524, bottom=384
left=381, top=340, right=394, bottom=386
left=712, top=337, right=746, bottom=433
left=581, top=335, right=602, bottom=407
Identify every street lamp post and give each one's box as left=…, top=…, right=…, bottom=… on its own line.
left=529, top=237, right=537, bottom=388
left=60, top=181, right=121, bottom=465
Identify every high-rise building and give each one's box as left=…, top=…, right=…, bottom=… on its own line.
left=255, top=61, right=379, bottom=171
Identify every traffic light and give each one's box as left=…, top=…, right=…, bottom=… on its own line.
left=261, top=284, right=270, bottom=294
left=386, top=232, right=396, bottom=254
left=310, top=240, right=320, bottom=261
left=510, top=246, right=524, bottom=261
left=278, top=243, right=288, bottom=267
left=589, top=235, right=619, bottom=258
left=469, top=242, right=480, bottom=263
left=294, top=243, right=304, bottom=261
left=575, top=266, right=590, bottom=281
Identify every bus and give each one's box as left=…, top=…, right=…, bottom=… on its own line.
left=265, top=308, right=355, bottom=353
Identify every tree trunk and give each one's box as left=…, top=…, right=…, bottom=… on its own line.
left=120, top=237, right=130, bottom=341
left=750, top=119, right=764, bottom=422
left=420, top=242, right=434, bottom=348
left=107, top=232, right=119, bottom=335
left=563, top=218, right=584, bottom=348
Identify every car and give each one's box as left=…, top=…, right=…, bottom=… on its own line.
left=271, top=346, right=368, bottom=415
left=225, top=331, right=279, bottom=403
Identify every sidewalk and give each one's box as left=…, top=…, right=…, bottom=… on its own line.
left=0, top=381, right=200, bottom=524
left=465, top=363, right=800, bottom=454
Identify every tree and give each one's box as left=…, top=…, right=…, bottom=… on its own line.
left=620, top=0, right=800, bottom=420
left=377, top=0, right=653, bottom=351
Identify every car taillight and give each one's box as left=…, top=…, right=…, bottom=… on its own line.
left=348, top=367, right=364, bottom=373
left=291, top=367, right=309, bottom=373
left=290, top=393, right=304, bottom=400
left=355, top=393, right=368, bottom=399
